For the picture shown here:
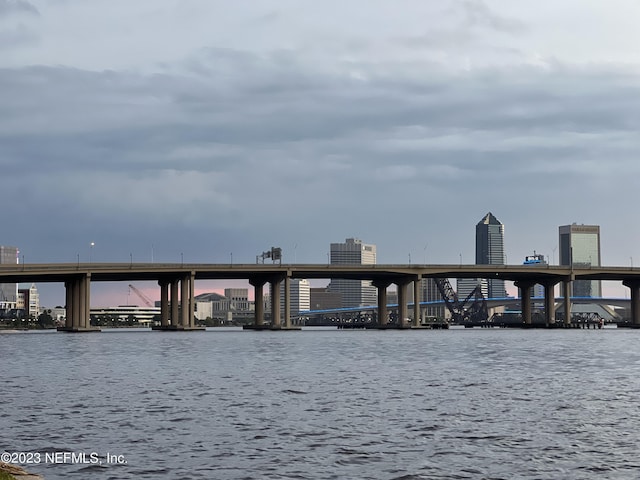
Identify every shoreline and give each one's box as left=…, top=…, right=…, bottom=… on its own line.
left=0, top=462, right=43, bottom=480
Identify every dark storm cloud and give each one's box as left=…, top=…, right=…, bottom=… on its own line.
left=3, top=38, right=640, bottom=279
left=3, top=54, right=640, bottom=181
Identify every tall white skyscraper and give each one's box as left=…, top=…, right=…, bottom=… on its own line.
left=559, top=224, right=601, bottom=297
left=280, top=279, right=310, bottom=316
left=327, top=238, right=377, bottom=308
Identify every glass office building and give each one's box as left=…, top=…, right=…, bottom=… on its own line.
left=475, top=212, right=506, bottom=299
left=559, top=224, right=601, bottom=297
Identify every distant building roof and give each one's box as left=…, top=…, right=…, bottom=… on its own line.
left=478, top=212, right=502, bottom=226
left=194, top=292, right=226, bottom=302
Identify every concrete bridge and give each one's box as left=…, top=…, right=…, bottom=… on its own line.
left=2, top=262, right=640, bottom=331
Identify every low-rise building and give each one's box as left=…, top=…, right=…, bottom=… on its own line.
left=194, top=289, right=255, bottom=323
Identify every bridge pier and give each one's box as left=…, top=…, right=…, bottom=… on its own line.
left=152, top=274, right=204, bottom=331
left=543, top=280, right=557, bottom=326
left=515, top=281, right=533, bottom=326
left=623, top=280, right=640, bottom=327
left=58, top=274, right=100, bottom=332
left=373, top=280, right=391, bottom=327
left=271, top=279, right=282, bottom=328
left=396, top=278, right=412, bottom=329
left=245, top=275, right=300, bottom=330
left=563, top=280, right=572, bottom=327
left=284, top=275, right=292, bottom=329
left=412, top=275, right=422, bottom=328
left=159, top=280, right=170, bottom=327
left=249, top=277, right=266, bottom=328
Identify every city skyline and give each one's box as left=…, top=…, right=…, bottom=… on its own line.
left=0, top=217, right=631, bottom=309
left=2, top=1, right=639, bottom=305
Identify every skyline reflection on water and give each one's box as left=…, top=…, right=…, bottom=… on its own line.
left=2, top=327, right=640, bottom=479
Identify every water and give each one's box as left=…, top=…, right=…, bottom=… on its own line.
left=2, top=327, right=640, bottom=479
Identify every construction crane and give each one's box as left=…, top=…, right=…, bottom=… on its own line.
left=128, top=284, right=154, bottom=308
left=434, top=278, right=488, bottom=326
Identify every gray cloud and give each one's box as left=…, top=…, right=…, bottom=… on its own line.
left=457, top=0, right=527, bottom=34
left=3, top=55, right=639, bottom=240
left=0, top=0, right=39, bottom=17
left=0, top=22, right=37, bottom=48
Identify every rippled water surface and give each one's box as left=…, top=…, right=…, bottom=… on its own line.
left=2, top=327, right=640, bottom=479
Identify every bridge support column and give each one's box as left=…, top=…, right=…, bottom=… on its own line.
left=412, top=276, right=422, bottom=328
left=72, top=279, right=81, bottom=329
left=271, top=279, right=282, bottom=328
left=180, top=274, right=191, bottom=328
left=396, top=279, right=412, bottom=329
left=623, top=280, right=640, bottom=327
left=563, top=280, right=572, bottom=327
left=284, top=275, right=291, bottom=329
left=64, top=281, right=72, bottom=329
left=543, top=281, right=557, bottom=326
left=171, top=280, right=180, bottom=327
left=248, top=278, right=266, bottom=328
left=515, top=281, right=534, bottom=326
left=373, top=280, right=391, bottom=327
left=244, top=276, right=300, bottom=330
left=153, top=275, right=203, bottom=331
left=82, top=273, right=91, bottom=328
left=58, top=274, right=99, bottom=332
left=159, top=280, right=170, bottom=327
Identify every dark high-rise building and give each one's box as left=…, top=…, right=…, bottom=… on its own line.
left=476, top=212, right=506, bottom=298
left=421, top=278, right=446, bottom=319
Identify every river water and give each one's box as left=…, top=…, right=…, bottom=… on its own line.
left=1, top=327, right=640, bottom=480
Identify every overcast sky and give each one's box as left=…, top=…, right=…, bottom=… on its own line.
left=2, top=0, right=640, bottom=306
